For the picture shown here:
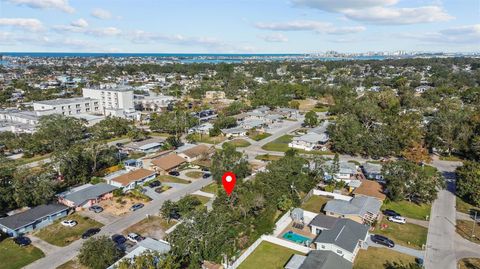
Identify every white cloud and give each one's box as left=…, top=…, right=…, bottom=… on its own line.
left=91, top=8, right=112, bottom=20
left=403, top=24, right=480, bottom=44
left=255, top=20, right=365, bottom=35
left=292, top=0, right=398, bottom=12
left=88, top=27, right=121, bottom=37
left=71, top=18, right=88, bottom=28
left=128, top=30, right=224, bottom=47
left=258, top=33, right=289, bottom=42
left=343, top=6, right=453, bottom=24
left=53, top=24, right=121, bottom=37
left=0, top=18, right=44, bottom=32
left=290, top=0, right=453, bottom=25
left=6, top=0, right=74, bottom=13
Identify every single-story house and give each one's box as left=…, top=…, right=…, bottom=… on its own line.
left=361, top=163, right=383, bottom=181
left=323, top=161, right=358, bottom=183
left=275, top=108, right=300, bottom=120
left=189, top=122, right=214, bottom=135
left=177, top=144, right=212, bottom=163
left=285, top=250, right=352, bottom=269
left=289, top=132, right=329, bottom=151
left=352, top=179, right=386, bottom=202
left=107, top=237, right=171, bottom=269
left=124, top=159, right=143, bottom=171
left=313, top=217, right=369, bottom=262
left=151, top=154, right=186, bottom=174
left=241, top=119, right=265, bottom=130
left=221, top=127, right=247, bottom=138
left=58, top=183, right=117, bottom=210
left=309, top=214, right=342, bottom=235
left=123, top=138, right=165, bottom=153
left=0, top=204, right=69, bottom=237
left=107, top=168, right=157, bottom=191
left=324, top=196, right=382, bottom=225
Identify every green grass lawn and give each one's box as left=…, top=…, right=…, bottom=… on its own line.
left=56, top=259, right=88, bottom=269
left=458, top=258, right=480, bottom=269
left=456, top=196, right=480, bottom=215
left=261, top=135, right=294, bottom=152
left=189, top=194, right=211, bottom=209
left=456, top=220, right=480, bottom=244
left=124, top=215, right=177, bottom=236
left=225, top=139, right=251, bottom=147
left=238, top=241, right=303, bottom=269
left=201, top=183, right=219, bottom=194
left=185, top=171, right=203, bottom=179
left=354, top=247, right=416, bottom=269
left=374, top=219, right=428, bottom=250
left=13, top=153, right=51, bottom=166
left=255, top=154, right=283, bottom=161
left=301, top=195, right=331, bottom=213
left=249, top=133, right=272, bottom=141
left=157, top=175, right=190, bottom=184
left=189, top=134, right=226, bottom=144
left=381, top=200, right=431, bottom=220
left=0, top=239, right=45, bottom=269
left=34, top=214, right=103, bottom=247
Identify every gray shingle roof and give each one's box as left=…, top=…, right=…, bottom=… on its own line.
left=62, top=183, right=117, bottom=206
left=0, top=204, right=68, bottom=230
left=300, top=250, right=352, bottom=269
left=362, top=162, right=382, bottom=174
left=313, top=218, right=369, bottom=253
left=309, top=214, right=339, bottom=230
left=324, top=196, right=382, bottom=217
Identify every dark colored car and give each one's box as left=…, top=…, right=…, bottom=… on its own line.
left=169, top=171, right=180, bottom=176
left=89, top=205, right=103, bottom=213
left=130, top=203, right=144, bottom=211
left=82, top=228, right=101, bottom=239
left=371, top=234, right=395, bottom=248
left=14, top=236, right=31, bottom=246
left=111, top=234, right=127, bottom=245
left=201, top=167, right=209, bottom=172
left=149, top=180, right=161, bottom=188
left=383, top=209, right=401, bottom=217
left=202, top=173, right=211, bottom=179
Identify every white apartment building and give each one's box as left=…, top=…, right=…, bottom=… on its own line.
left=33, top=97, right=101, bottom=116
left=82, top=86, right=134, bottom=113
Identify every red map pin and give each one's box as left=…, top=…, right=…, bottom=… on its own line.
left=222, top=171, right=236, bottom=196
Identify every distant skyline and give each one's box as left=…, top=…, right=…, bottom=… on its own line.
left=0, top=0, right=479, bottom=53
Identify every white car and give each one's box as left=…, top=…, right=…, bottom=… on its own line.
left=127, top=233, right=144, bottom=243
left=388, top=216, right=406, bottom=224
left=61, top=220, right=78, bottom=227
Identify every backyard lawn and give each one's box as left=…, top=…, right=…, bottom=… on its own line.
left=157, top=175, right=190, bottom=184
left=225, top=139, right=251, bottom=147
left=456, top=196, right=480, bottom=215
left=381, top=200, right=431, bottom=220
left=185, top=171, right=203, bottom=179
left=261, top=135, right=293, bottom=152
left=124, top=215, right=177, bottom=240
left=0, top=239, right=45, bottom=269
left=456, top=219, right=480, bottom=244
left=301, top=195, right=331, bottom=213
left=255, top=154, right=283, bottom=161
left=238, top=241, right=303, bottom=269
left=34, top=214, right=103, bottom=247
left=189, top=134, right=226, bottom=144
left=374, top=219, right=428, bottom=250
left=354, top=247, right=416, bottom=269
left=201, top=183, right=219, bottom=194
left=249, top=133, right=272, bottom=141
left=458, top=258, right=480, bottom=269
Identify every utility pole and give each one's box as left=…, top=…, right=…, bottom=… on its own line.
left=473, top=211, right=477, bottom=238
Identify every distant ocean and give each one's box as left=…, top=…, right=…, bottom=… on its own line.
left=0, top=52, right=387, bottom=65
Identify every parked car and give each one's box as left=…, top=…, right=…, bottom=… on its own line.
left=371, top=234, right=395, bottom=248
left=111, top=234, right=127, bottom=245
left=169, top=171, right=180, bottom=176
left=61, top=220, right=78, bottom=227
left=13, top=236, right=31, bottom=246
left=89, top=205, right=103, bottom=213
left=202, top=173, right=211, bottom=179
left=201, top=167, right=209, bottom=172
left=148, top=180, right=161, bottom=188
left=82, top=228, right=101, bottom=239
left=383, top=209, right=401, bottom=217
left=388, top=216, right=406, bottom=224
left=127, top=233, right=144, bottom=243
left=130, top=203, right=144, bottom=211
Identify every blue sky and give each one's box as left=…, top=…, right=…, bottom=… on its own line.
left=0, top=0, right=479, bottom=53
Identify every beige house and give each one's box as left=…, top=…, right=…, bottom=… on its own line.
left=151, top=154, right=186, bottom=174
left=177, top=144, right=212, bottom=163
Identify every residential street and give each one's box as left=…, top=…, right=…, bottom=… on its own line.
left=25, top=176, right=213, bottom=269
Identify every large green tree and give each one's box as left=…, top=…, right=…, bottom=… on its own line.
left=456, top=161, right=480, bottom=206
left=78, top=236, right=122, bottom=269
left=211, top=143, right=250, bottom=184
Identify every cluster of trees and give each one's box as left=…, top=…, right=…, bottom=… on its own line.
left=149, top=110, right=197, bottom=135
left=160, top=196, right=203, bottom=223
left=456, top=161, right=480, bottom=207
left=249, top=82, right=310, bottom=108
left=78, top=236, right=123, bottom=269
left=164, top=150, right=319, bottom=268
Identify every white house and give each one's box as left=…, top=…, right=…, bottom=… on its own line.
left=106, top=168, right=157, bottom=192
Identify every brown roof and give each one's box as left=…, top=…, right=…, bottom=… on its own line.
left=151, top=154, right=186, bottom=171
left=353, top=179, right=386, bottom=201
left=110, top=168, right=156, bottom=186
left=180, top=144, right=211, bottom=158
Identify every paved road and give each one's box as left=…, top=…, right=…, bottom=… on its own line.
left=25, top=176, right=213, bottom=269
left=367, top=237, right=425, bottom=259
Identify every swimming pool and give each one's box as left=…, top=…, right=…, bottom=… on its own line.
left=282, top=231, right=311, bottom=245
